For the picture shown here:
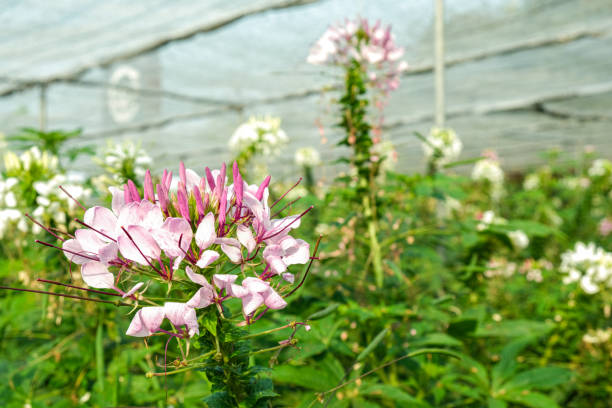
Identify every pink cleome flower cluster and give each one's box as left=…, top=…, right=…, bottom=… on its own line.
left=60, top=162, right=312, bottom=338
left=307, top=18, right=408, bottom=92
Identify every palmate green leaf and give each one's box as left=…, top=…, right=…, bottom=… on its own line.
left=502, top=390, right=560, bottom=408
left=503, top=367, right=573, bottom=391
left=413, top=333, right=463, bottom=348
left=356, top=328, right=388, bottom=362
left=204, top=391, right=235, bottom=408
left=360, top=383, right=431, bottom=407
left=488, top=397, right=508, bottom=408
left=307, top=303, right=340, bottom=320
left=491, top=337, right=535, bottom=390
left=475, top=320, right=552, bottom=338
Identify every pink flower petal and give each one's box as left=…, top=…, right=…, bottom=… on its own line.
left=117, top=225, right=161, bottom=265
left=152, top=217, right=193, bottom=258
left=122, top=282, right=144, bottom=298
left=221, top=244, right=242, bottom=263
left=196, top=250, right=220, bottom=268
left=213, top=274, right=237, bottom=291
left=241, top=293, right=264, bottom=316
left=84, top=206, right=118, bottom=239
left=195, top=212, right=216, bottom=250
left=98, top=242, right=119, bottom=264
left=109, top=186, right=126, bottom=215
left=126, top=306, right=164, bottom=337
left=164, top=302, right=199, bottom=337
left=75, top=229, right=107, bottom=254
left=81, top=261, right=114, bottom=289
left=187, top=286, right=215, bottom=309
left=263, top=287, right=287, bottom=310
left=237, top=225, right=256, bottom=254
left=242, top=277, right=269, bottom=293
left=62, top=239, right=92, bottom=264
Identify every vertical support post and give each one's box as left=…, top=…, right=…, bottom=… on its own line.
left=434, top=0, right=445, bottom=128
left=39, top=84, right=47, bottom=131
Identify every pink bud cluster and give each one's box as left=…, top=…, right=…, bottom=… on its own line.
left=307, top=18, right=408, bottom=92
left=60, top=162, right=312, bottom=338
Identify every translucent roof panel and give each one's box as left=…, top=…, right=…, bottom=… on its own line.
left=0, top=0, right=611, bottom=178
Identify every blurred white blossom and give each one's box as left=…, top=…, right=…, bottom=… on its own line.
left=560, top=242, right=612, bottom=294
left=422, top=127, right=462, bottom=169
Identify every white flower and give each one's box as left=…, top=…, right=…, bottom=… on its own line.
left=582, top=328, right=612, bottom=344
left=523, top=174, right=540, bottom=191
left=507, top=230, right=529, bottom=250
left=422, top=127, right=462, bottom=168
left=472, top=158, right=504, bottom=186
left=294, top=147, right=321, bottom=167
left=229, top=116, right=288, bottom=156
left=588, top=159, right=612, bottom=178
left=559, top=242, right=612, bottom=294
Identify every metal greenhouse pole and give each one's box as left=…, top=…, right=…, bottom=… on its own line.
left=434, top=0, right=445, bottom=127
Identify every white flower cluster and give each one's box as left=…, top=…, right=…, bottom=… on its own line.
left=0, top=147, right=91, bottom=241
left=507, top=230, right=529, bottom=250
left=523, top=173, right=540, bottom=191
left=560, top=242, right=612, bottom=294
left=32, top=173, right=91, bottom=225
left=4, top=147, right=58, bottom=173
left=0, top=177, right=23, bottom=238
left=230, top=116, right=288, bottom=156
left=472, top=151, right=504, bottom=200
left=294, top=147, right=321, bottom=168
left=422, top=127, right=462, bottom=168
left=371, top=140, right=397, bottom=173
left=588, top=158, right=612, bottom=178
left=102, top=140, right=152, bottom=182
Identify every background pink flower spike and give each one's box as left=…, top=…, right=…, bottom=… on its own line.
left=179, top=162, right=187, bottom=186
left=127, top=180, right=141, bottom=202
left=123, top=184, right=132, bottom=203
left=156, top=183, right=168, bottom=213
left=143, top=170, right=155, bottom=202
left=176, top=185, right=191, bottom=223
left=193, top=186, right=205, bottom=222
left=204, top=167, right=216, bottom=191
left=218, top=189, right=227, bottom=235
left=233, top=161, right=243, bottom=211
left=255, top=176, right=271, bottom=201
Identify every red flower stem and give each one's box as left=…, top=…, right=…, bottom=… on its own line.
left=0, top=286, right=130, bottom=306
left=75, top=219, right=117, bottom=242
left=58, top=185, right=86, bottom=210
left=35, top=240, right=98, bottom=262
left=271, top=196, right=302, bottom=219
left=270, top=177, right=302, bottom=209
left=24, top=213, right=65, bottom=241
left=120, top=227, right=165, bottom=277
left=262, top=205, right=313, bottom=241
left=284, top=234, right=321, bottom=299
left=36, top=278, right=123, bottom=297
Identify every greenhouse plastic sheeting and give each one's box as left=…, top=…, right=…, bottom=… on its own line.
left=0, top=0, right=611, bottom=178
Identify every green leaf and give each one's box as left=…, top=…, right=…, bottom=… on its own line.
left=502, top=390, right=560, bottom=408
left=475, top=320, right=552, bottom=338
left=492, top=337, right=535, bottom=389
left=447, top=318, right=478, bottom=338
left=503, top=367, right=573, bottom=391
left=201, top=309, right=218, bottom=336
left=307, top=303, right=340, bottom=320
left=487, top=397, right=508, bottom=408
left=414, top=333, right=463, bottom=348
left=204, top=391, right=235, bottom=408
left=361, top=383, right=430, bottom=406
left=356, top=328, right=388, bottom=362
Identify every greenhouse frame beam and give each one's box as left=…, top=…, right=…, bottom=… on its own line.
left=0, top=0, right=321, bottom=97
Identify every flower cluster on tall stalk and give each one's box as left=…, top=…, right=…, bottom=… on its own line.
left=5, top=161, right=317, bottom=406
left=229, top=116, right=288, bottom=183
left=421, top=127, right=463, bottom=174
left=1, top=147, right=90, bottom=251
left=308, top=18, right=406, bottom=286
